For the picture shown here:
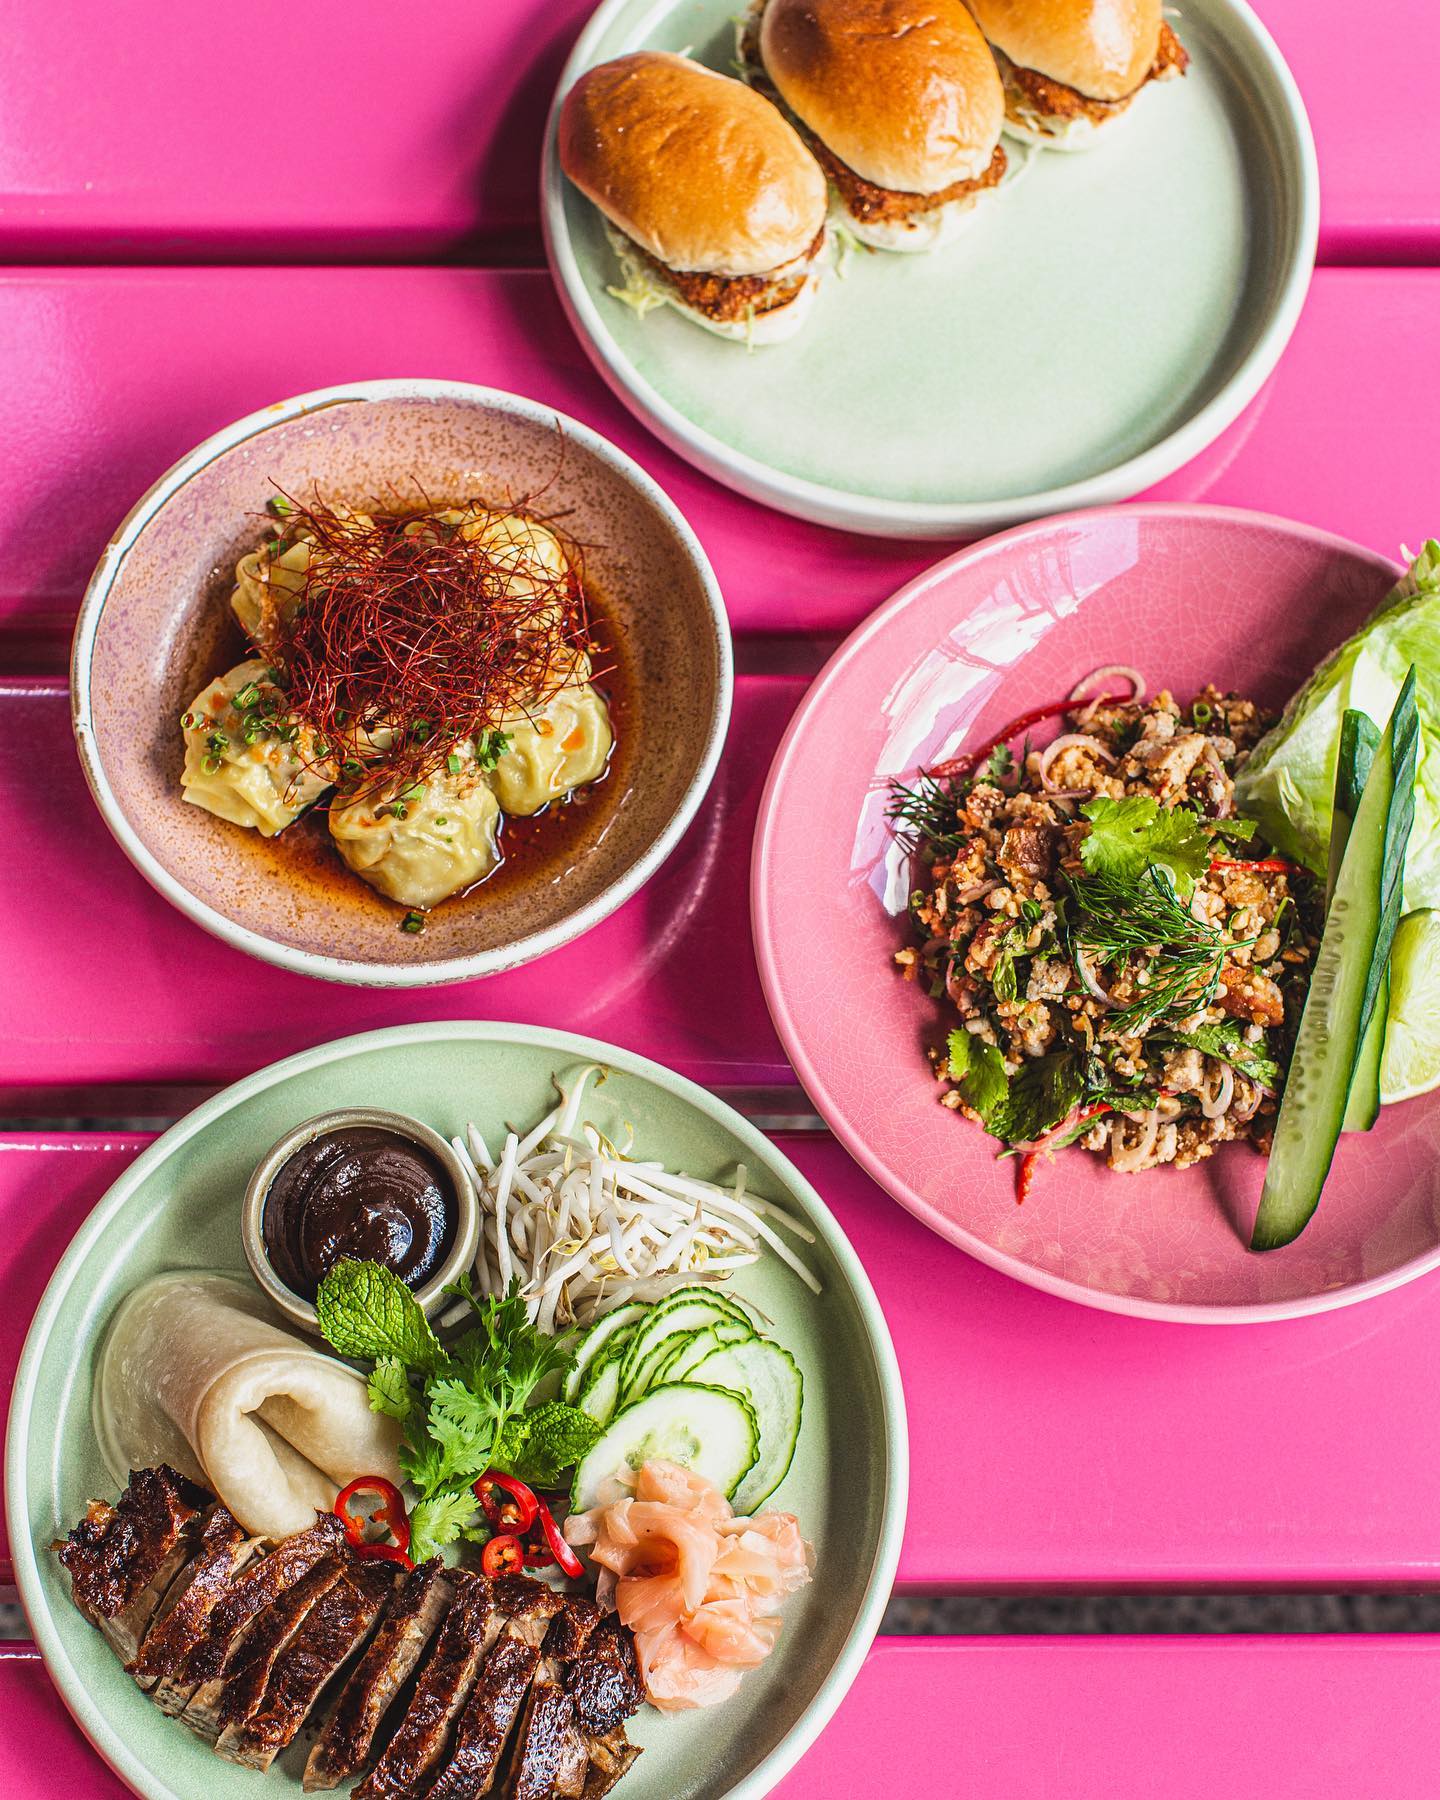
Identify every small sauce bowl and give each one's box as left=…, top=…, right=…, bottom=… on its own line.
left=242, top=1107, right=479, bottom=1333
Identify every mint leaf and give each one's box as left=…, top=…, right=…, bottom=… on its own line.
left=495, top=1400, right=603, bottom=1488
left=1080, top=796, right=1212, bottom=897
left=1207, top=816, right=1257, bottom=848
left=949, top=1034, right=1086, bottom=1146
left=316, top=1259, right=447, bottom=1374
left=408, top=1488, right=481, bottom=1563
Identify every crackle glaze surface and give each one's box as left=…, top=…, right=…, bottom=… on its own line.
left=752, top=505, right=1439, bottom=1320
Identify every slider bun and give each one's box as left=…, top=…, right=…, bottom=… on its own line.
left=559, top=51, right=827, bottom=277
left=965, top=0, right=1162, bottom=102
left=759, top=0, right=1004, bottom=195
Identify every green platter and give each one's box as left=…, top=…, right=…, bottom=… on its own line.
left=6, top=1022, right=907, bottom=1800
left=542, top=0, right=1318, bottom=536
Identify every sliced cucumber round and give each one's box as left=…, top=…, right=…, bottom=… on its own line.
left=618, top=1298, right=751, bottom=1406
left=651, top=1322, right=753, bottom=1389
left=642, top=1283, right=757, bottom=1325
left=577, top=1350, right=629, bottom=1426
left=571, top=1384, right=758, bottom=1512
left=686, top=1338, right=803, bottom=1512
left=564, top=1302, right=647, bottom=1403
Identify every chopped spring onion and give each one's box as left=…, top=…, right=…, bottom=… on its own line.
left=446, top=1065, right=820, bottom=1332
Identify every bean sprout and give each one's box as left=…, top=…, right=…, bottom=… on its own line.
left=446, top=1065, right=821, bottom=1327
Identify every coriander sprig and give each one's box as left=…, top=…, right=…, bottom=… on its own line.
left=315, top=1260, right=599, bottom=1562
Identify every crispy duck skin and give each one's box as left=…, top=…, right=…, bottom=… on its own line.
left=56, top=1465, right=206, bottom=1660
left=215, top=1562, right=396, bottom=1771
left=58, top=1474, right=646, bottom=1796
left=426, top=1635, right=543, bottom=1800
left=128, top=1505, right=257, bottom=1690
left=355, top=1572, right=499, bottom=1800
left=565, top=1615, right=643, bottom=1740
left=184, top=1553, right=347, bottom=1743
left=303, top=1560, right=454, bottom=1793
left=423, top=1578, right=569, bottom=1800
left=502, top=1674, right=589, bottom=1800
left=155, top=1511, right=348, bottom=1706
left=501, top=1598, right=632, bottom=1800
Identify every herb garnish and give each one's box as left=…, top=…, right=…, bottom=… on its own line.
left=475, top=729, right=512, bottom=773
left=1079, top=795, right=1213, bottom=896
left=1155, top=1021, right=1281, bottom=1090
left=886, top=774, right=967, bottom=855
left=315, top=1260, right=601, bottom=1562
left=1064, top=864, right=1250, bottom=1035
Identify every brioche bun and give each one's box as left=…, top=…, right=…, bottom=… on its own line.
left=559, top=51, right=826, bottom=277
left=758, top=0, right=1004, bottom=194
left=965, top=0, right=1162, bottom=102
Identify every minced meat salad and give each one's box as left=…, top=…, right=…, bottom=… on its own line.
left=890, top=677, right=1322, bottom=1178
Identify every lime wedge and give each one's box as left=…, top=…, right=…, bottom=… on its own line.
left=1381, top=909, right=1440, bottom=1104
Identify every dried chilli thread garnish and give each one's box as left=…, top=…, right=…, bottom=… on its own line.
left=264, top=492, right=599, bottom=797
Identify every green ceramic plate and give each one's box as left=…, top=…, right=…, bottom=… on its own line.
left=542, top=0, right=1317, bottom=537
left=6, top=1023, right=906, bottom=1800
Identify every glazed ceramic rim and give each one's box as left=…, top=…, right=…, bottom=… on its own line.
left=751, top=502, right=1417, bottom=1325
left=540, top=0, right=1319, bottom=539
left=6, top=1020, right=908, bottom=1800
left=240, top=1106, right=481, bottom=1332
left=70, top=378, right=734, bottom=987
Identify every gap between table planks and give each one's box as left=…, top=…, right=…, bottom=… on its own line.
left=0, top=0, right=1432, bottom=265
left=7, top=1134, right=1440, bottom=1595
left=4, top=1634, right=1440, bottom=1799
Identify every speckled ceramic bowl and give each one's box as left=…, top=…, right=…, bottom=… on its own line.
left=71, top=380, right=732, bottom=986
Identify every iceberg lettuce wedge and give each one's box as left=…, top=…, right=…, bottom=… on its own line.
left=1236, top=541, right=1440, bottom=910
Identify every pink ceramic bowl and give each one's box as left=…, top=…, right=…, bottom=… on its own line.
left=72, top=380, right=731, bottom=986
left=752, top=504, right=1436, bottom=1323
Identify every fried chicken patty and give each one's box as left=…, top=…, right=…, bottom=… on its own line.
left=996, top=21, right=1188, bottom=129
left=635, top=225, right=826, bottom=323
left=809, top=137, right=1007, bottom=226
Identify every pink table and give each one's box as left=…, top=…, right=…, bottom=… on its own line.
left=2, top=2, right=1439, bottom=1793
left=0, top=0, right=1431, bottom=262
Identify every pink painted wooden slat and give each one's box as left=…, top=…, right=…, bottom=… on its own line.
left=0, top=677, right=793, bottom=1095
left=0, top=1, right=1428, bottom=262
left=0, top=268, right=937, bottom=647
left=786, top=1138, right=1440, bottom=1590
left=9, top=1136, right=1440, bottom=1591
left=4, top=1637, right=1440, bottom=1799
left=4, top=268, right=1440, bottom=647
left=0, top=0, right=594, bottom=261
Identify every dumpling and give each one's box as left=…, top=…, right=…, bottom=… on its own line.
left=232, top=509, right=374, bottom=655
left=180, top=660, right=336, bottom=837
left=488, top=682, right=613, bottom=816
left=404, top=508, right=571, bottom=634
left=329, top=750, right=501, bottom=908
left=231, top=536, right=313, bottom=654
